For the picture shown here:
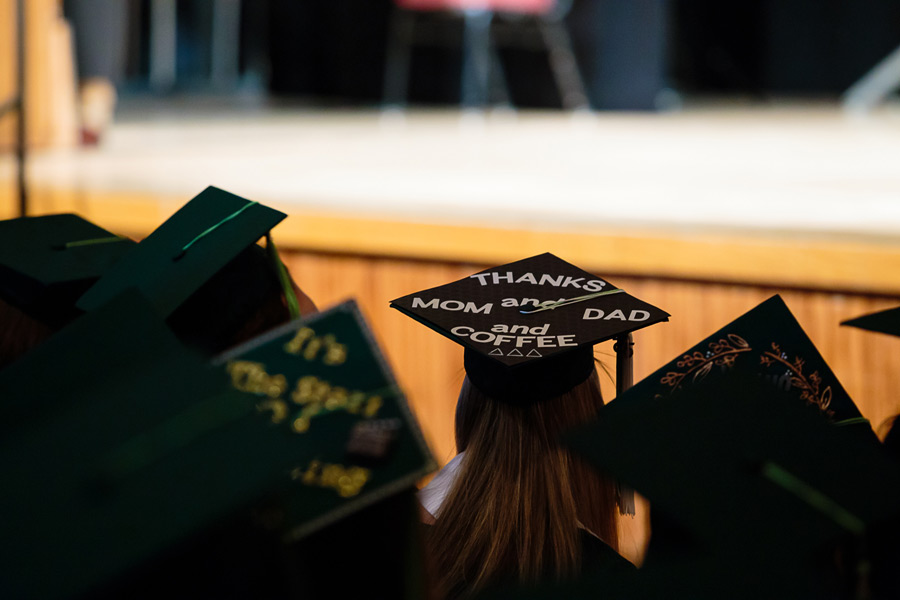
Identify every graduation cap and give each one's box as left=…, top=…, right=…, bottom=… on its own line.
left=214, top=299, right=437, bottom=541
left=564, top=294, right=875, bottom=572
left=841, top=305, right=900, bottom=339
left=76, top=186, right=295, bottom=319
left=628, top=295, right=866, bottom=425
left=0, top=291, right=334, bottom=599
left=390, top=253, right=669, bottom=404
left=561, top=373, right=900, bottom=599
left=0, top=213, right=134, bottom=327
left=555, top=297, right=900, bottom=599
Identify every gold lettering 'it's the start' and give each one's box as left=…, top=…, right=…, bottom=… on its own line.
left=226, top=362, right=383, bottom=433
left=283, top=327, right=347, bottom=365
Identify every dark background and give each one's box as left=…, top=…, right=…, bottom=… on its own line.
left=123, top=0, right=900, bottom=109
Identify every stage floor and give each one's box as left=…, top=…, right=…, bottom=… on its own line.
left=4, top=102, right=900, bottom=294
left=7, top=101, right=900, bottom=239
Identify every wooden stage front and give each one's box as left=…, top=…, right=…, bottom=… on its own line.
left=3, top=105, right=900, bottom=561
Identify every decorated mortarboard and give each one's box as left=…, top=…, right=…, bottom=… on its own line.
left=557, top=295, right=876, bottom=581
left=390, top=253, right=669, bottom=403
left=841, top=305, right=900, bottom=338
left=563, top=373, right=900, bottom=599
left=0, top=291, right=341, bottom=599
left=76, top=186, right=289, bottom=318
left=557, top=297, right=900, bottom=598
left=0, top=213, right=134, bottom=326
left=629, top=295, right=866, bottom=426
left=214, top=299, right=437, bottom=541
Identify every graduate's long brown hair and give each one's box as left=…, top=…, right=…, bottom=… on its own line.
left=427, top=370, right=618, bottom=598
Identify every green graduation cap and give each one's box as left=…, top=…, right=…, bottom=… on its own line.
left=214, top=299, right=438, bottom=541
left=76, top=186, right=287, bottom=318
left=0, top=291, right=335, bottom=599
left=568, top=293, right=878, bottom=569
left=632, top=294, right=866, bottom=425
left=841, top=305, right=900, bottom=338
left=559, top=373, right=900, bottom=599
left=0, top=213, right=134, bottom=326
left=555, top=298, right=900, bottom=599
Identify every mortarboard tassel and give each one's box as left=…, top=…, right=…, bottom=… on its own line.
left=617, top=482, right=636, bottom=516
left=615, top=332, right=636, bottom=516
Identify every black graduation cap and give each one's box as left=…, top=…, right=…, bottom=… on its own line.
left=390, top=253, right=669, bottom=403
left=0, top=213, right=134, bottom=326
left=76, top=186, right=288, bottom=318
left=0, top=291, right=331, bottom=599
left=841, top=305, right=900, bottom=338
left=214, top=299, right=437, bottom=541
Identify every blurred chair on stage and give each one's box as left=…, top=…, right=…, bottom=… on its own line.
left=383, top=0, right=589, bottom=110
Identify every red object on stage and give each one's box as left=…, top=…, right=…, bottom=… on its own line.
left=394, top=0, right=554, bottom=14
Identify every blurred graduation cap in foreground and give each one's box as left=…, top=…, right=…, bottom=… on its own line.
left=214, top=298, right=437, bottom=541
left=212, top=299, right=437, bottom=600
left=562, top=374, right=900, bottom=598
left=0, top=293, right=434, bottom=599
left=545, top=295, right=900, bottom=599
left=0, top=213, right=134, bottom=327
left=0, top=291, right=313, bottom=598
